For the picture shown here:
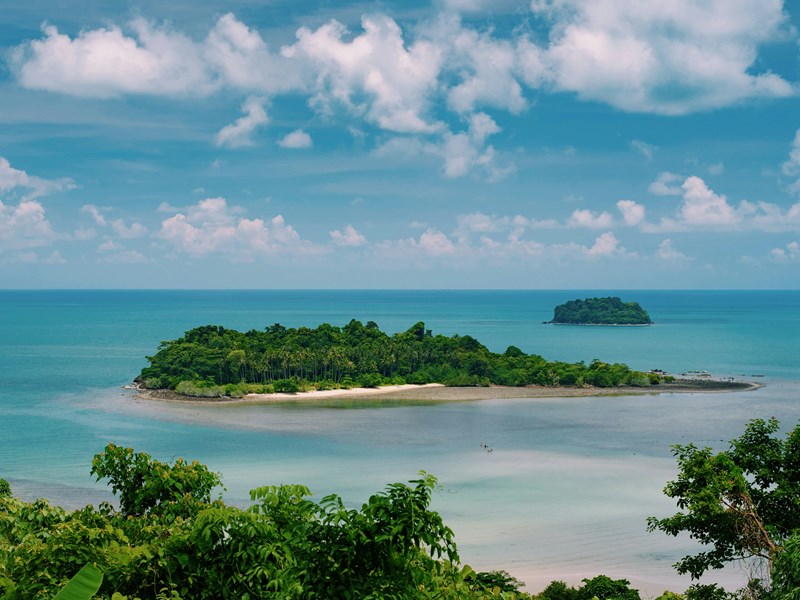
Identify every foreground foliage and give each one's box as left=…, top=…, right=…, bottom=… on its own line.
left=548, top=297, right=652, bottom=325
left=139, top=320, right=657, bottom=396
left=0, top=443, right=531, bottom=599
left=648, top=418, right=800, bottom=580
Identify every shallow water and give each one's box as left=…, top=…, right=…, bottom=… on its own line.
left=1, top=290, right=798, bottom=594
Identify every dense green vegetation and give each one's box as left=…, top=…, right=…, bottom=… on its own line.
left=548, top=297, right=652, bottom=325
left=648, top=418, right=800, bottom=585
left=3, top=419, right=800, bottom=599
left=0, top=443, right=532, bottom=599
left=138, top=320, right=661, bottom=397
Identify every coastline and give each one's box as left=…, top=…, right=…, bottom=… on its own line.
left=135, top=378, right=760, bottom=406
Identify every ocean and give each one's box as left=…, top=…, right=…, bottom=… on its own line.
left=1, top=290, right=798, bottom=594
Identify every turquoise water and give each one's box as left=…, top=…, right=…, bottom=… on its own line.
left=1, top=290, right=799, bottom=593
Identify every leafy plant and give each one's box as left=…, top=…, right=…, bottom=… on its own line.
left=648, top=418, right=800, bottom=579
left=53, top=563, right=103, bottom=600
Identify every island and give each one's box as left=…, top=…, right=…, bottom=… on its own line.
left=547, top=297, right=652, bottom=325
left=137, top=319, right=671, bottom=399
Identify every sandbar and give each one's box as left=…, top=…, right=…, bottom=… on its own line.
left=136, top=378, right=758, bottom=405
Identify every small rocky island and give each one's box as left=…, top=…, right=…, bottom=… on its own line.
left=547, top=297, right=652, bottom=325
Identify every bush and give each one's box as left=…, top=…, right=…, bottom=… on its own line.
left=0, top=478, right=10, bottom=498
left=356, top=373, right=385, bottom=388
left=273, top=378, right=300, bottom=393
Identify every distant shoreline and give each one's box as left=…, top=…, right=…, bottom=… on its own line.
left=134, top=378, right=760, bottom=406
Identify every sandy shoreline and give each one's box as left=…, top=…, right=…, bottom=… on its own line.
left=135, top=378, right=759, bottom=405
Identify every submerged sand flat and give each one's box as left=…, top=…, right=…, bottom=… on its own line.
left=138, top=378, right=758, bottom=405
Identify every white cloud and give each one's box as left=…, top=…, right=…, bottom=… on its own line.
left=441, top=113, right=511, bottom=179
left=527, top=0, right=794, bottom=114
left=216, top=96, right=269, bottom=148
left=330, top=224, right=367, bottom=246
left=285, top=14, right=444, bottom=134
left=204, top=13, right=303, bottom=95
left=374, top=113, right=512, bottom=180
left=782, top=129, right=800, bottom=176
left=770, top=240, right=800, bottom=263
left=0, top=199, right=58, bottom=252
left=656, top=238, right=691, bottom=261
left=648, top=172, right=683, bottom=196
left=158, top=197, right=322, bottom=260
left=13, top=19, right=214, bottom=98
left=110, top=219, right=148, bottom=239
left=567, top=208, right=613, bottom=228
left=440, top=18, right=527, bottom=114
left=630, top=140, right=656, bottom=161
left=81, top=204, right=107, bottom=226
left=587, top=231, right=623, bottom=256
left=644, top=176, right=800, bottom=232
left=617, top=200, right=645, bottom=226
left=98, top=249, right=150, bottom=264
left=783, top=129, right=800, bottom=194
left=375, top=228, right=457, bottom=258
left=0, top=156, right=75, bottom=200
left=678, top=175, right=738, bottom=226
left=708, top=162, right=725, bottom=176
left=278, top=129, right=313, bottom=149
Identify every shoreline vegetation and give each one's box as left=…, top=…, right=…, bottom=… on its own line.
left=136, top=319, right=681, bottom=401
left=547, top=296, right=653, bottom=325
left=134, top=377, right=759, bottom=405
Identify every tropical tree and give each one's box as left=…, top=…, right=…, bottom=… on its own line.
left=648, top=418, right=800, bottom=580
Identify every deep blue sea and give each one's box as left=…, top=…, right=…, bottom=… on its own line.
left=1, top=290, right=798, bottom=593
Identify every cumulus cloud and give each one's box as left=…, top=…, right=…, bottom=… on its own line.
left=330, top=224, right=367, bottom=246
left=656, top=238, right=691, bottom=261
left=440, top=112, right=511, bottom=179
left=437, top=17, right=527, bottom=114
left=0, top=199, right=58, bottom=252
left=0, top=157, right=75, bottom=200
left=81, top=204, right=108, bottom=226
left=204, top=13, right=303, bottom=94
left=770, top=240, right=800, bottom=262
left=648, top=172, right=683, bottom=196
left=12, top=19, right=214, bottom=98
left=82, top=204, right=147, bottom=238
left=278, top=129, right=313, bottom=149
left=783, top=129, right=800, bottom=194
left=285, top=14, right=444, bottom=134
left=617, top=200, right=645, bottom=226
left=643, top=175, right=800, bottom=232
left=678, top=176, right=738, bottom=226
left=111, top=219, right=148, bottom=239
left=526, top=0, right=794, bottom=114
left=216, top=96, right=269, bottom=148
left=158, top=197, right=322, bottom=260
left=567, top=208, right=613, bottom=228
left=587, top=231, right=624, bottom=256
left=374, top=112, right=512, bottom=180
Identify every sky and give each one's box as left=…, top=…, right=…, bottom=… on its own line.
left=1, top=0, right=800, bottom=289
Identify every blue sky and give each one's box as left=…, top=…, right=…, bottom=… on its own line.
left=1, top=0, right=799, bottom=288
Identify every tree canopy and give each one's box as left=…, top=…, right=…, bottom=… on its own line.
left=548, top=297, right=652, bottom=325
left=648, top=418, right=800, bottom=580
left=0, top=444, right=528, bottom=599
left=138, top=319, right=659, bottom=397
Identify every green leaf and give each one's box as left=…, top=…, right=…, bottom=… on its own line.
left=53, top=563, right=103, bottom=600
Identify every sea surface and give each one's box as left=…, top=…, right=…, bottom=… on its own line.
left=1, top=290, right=798, bottom=594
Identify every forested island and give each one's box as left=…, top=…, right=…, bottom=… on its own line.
left=548, top=297, right=652, bottom=325
left=138, top=319, right=668, bottom=398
